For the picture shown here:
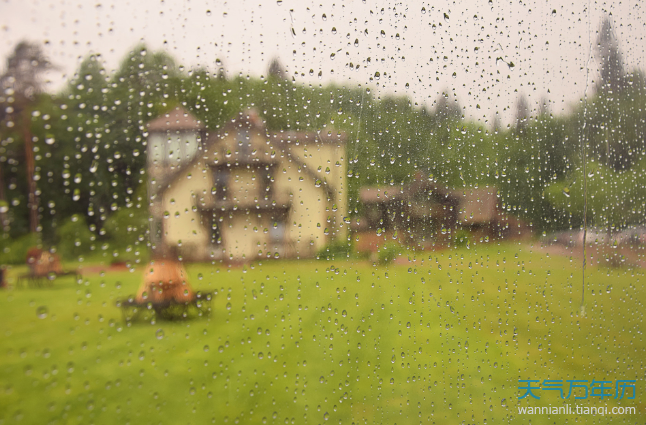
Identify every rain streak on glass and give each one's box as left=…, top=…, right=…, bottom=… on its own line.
left=0, top=1, right=644, bottom=425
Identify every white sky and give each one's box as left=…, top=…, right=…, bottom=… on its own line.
left=1, top=0, right=645, bottom=125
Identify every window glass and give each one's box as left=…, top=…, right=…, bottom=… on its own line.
left=1, top=1, right=645, bottom=423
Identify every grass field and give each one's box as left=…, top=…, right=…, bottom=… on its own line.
left=0, top=242, right=644, bottom=424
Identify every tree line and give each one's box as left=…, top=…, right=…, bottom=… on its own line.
left=0, top=16, right=644, bottom=263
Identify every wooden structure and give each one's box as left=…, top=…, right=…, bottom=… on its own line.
left=353, top=175, right=531, bottom=251
left=117, top=259, right=212, bottom=321
left=117, top=291, right=213, bottom=322
left=17, top=249, right=80, bottom=287
left=354, top=179, right=460, bottom=251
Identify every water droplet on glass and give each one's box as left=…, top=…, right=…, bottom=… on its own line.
left=36, top=306, right=48, bottom=319
left=155, top=329, right=164, bottom=339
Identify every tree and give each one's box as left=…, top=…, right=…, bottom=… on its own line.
left=596, top=16, right=625, bottom=93
left=546, top=158, right=646, bottom=229
left=537, top=96, right=550, bottom=118
left=515, top=95, right=530, bottom=133
left=434, top=90, right=461, bottom=122
left=268, top=58, right=287, bottom=80
left=491, top=114, right=502, bottom=133
left=0, top=41, right=55, bottom=234
left=215, top=58, right=227, bottom=80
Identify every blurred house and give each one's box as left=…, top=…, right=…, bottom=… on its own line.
left=353, top=175, right=530, bottom=251
left=146, top=107, right=347, bottom=262
left=353, top=180, right=459, bottom=251
left=453, top=186, right=531, bottom=241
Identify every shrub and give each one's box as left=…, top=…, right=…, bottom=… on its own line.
left=453, top=229, right=471, bottom=248
left=317, top=240, right=353, bottom=261
left=102, top=204, right=150, bottom=264
left=377, top=242, right=402, bottom=266
left=56, top=215, right=94, bottom=260
left=0, top=233, right=40, bottom=265
left=103, top=206, right=149, bottom=252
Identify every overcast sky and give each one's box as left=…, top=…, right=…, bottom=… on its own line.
left=1, top=0, right=645, bottom=125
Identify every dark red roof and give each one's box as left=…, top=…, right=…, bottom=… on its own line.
left=147, top=106, right=205, bottom=132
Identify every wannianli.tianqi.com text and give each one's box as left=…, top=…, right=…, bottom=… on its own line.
left=517, top=405, right=637, bottom=415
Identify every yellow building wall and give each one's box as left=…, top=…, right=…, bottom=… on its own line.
left=226, top=168, right=261, bottom=205
left=222, top=213, right=264, bottom=261
left=288, top=142, right=348, bottom=241
left=156, top=124, right=346, bottom=262
left=273, top=158, right=329, bottom=257
left=161, top=161, right=211, bottom=255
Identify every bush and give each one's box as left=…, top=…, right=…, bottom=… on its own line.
left=0, top=233, right=40, bottom=265
left=102, top=204, right=150, bottom=264
left=317, top=240, right=353, bottom=261
left=56, top=215, right=94, bottom=260
left=453, top=229, right=471, bottom=248
left=103, top=206, right=149, bottom=252
left=377, top=242, right=402, bottom=266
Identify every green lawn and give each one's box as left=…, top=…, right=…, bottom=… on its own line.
left=0, top=243, right=644, bottom=424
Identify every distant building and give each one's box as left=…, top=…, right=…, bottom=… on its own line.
left=353, top=175, right=530, bottom=251
left=146, top=107, right=347, bottom=262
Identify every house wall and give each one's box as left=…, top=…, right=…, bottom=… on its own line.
left=223, top=213, right=265, bottom=261
left=288, top=141, right=348, bottom=241
left=154, top=117, right=347, bottom=262
left=161, top=160, right=211, bottom=260
left=275, top=162, right=328, bottom=257
left=148, top=131, right=200, bottom=167
left=225, top=167, right=262, bottom=204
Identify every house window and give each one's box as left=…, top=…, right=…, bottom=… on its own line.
left=210, top=214, right=222, bottom=245
left=269, top=219, right=285, bottom=242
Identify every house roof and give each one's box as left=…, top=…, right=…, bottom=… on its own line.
left=359, top=179, right=454, bottom=204
left=147, top=106, right=206, bottom=132
left=150, top=108, right=343, bottom=199
left=358, top=180, right=500, bottom=224
left=359, top=186, right=402, bottom=203
left=227, top=109, right=266, bottom=132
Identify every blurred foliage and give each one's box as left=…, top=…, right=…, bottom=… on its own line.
left=317, top=240, right=353, bottom=261
left=453, top=229, right=471, bottom=248
left=0, top=232, right=39, bottom=265
left=377, top=242, right=401, bottom=266
left=546, top=157, right=646, bottom=229
left=1, top=36, right=646, bottom=251
left=55, top=214, right=94, bottom=260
